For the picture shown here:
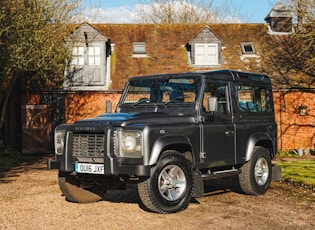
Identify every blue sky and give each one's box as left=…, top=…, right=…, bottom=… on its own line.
left=82, top=0, right=279, bottom=23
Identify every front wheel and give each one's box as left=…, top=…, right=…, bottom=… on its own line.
left=58, top=172, right=107, bottom=203
left=138, top=151, right=193, bottom=213
left=238, top=147, right=272, bottom=195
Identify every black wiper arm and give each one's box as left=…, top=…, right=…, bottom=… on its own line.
left=163, top=96, right=184, bottom=106
left=132, top=98, right=150, bottom=107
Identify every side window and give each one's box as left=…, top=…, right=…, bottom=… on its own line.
left=237, top=85, right=271, bottom=113
left=203, top=82, right=229, bottom=114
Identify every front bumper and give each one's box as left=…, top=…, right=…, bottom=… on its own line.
left=47, top=158, right=151, bottom=176
left=47, top=159, right=60, bottom=169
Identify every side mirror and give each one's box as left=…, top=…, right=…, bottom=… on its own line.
left=106, top=100, right=112, bottom=113
left=208, top=97, right=218, bottom=112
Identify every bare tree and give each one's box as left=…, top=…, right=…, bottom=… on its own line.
left=135, top=0, right=247, bottom=24
left=262, top=0, right=314, bottom=87
left=0, top=0, right=81, bottom=130
left=291, top=0, right=314, bottom=77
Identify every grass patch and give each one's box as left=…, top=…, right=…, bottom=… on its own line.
left=277, top=160, right=315, bottom=191
left=0, top=140, right=23, bottom=172
left=277, top=150, right=300, bottom=158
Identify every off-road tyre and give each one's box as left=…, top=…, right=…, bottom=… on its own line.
left=58, top=171, right=107, bottom=203
left=138, top=150, right=193, bottom=213
left=238, top=146, right=272, bottom=195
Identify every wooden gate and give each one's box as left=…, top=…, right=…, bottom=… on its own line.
left=21, top=105, right=51, bottom=154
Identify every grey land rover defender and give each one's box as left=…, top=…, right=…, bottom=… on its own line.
left=48, top=69, right=278, bottom=213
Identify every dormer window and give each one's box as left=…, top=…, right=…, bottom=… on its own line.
left=133, top=42, right=147, bottom=57
left=240, top=42, right=256, bottom=55
left=64, top=23, right=111, bottom=90
left=264, top=2, right=294, bottom=35
left=195, top=43, right=219, bottom=66
left=187, top=27, right=223, bottom=67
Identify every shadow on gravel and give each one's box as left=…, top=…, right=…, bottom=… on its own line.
left=100, top=176, right=245, bottom=207
left=0, top=153, right=53, bottom=184
left=102, top=184, right=141, bottom=204
left=203, top=176, right=244, bottom=196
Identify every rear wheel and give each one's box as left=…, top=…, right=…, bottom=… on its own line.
left=238, top=147, right=272, bottom=195
left=58, top=172, right=107, bottom=203
left=138, top=151, right=193, bottom=213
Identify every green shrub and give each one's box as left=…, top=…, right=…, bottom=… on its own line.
left=0, top=139, right=23, bottom=171
left=277, top=150, right=299, bottom=158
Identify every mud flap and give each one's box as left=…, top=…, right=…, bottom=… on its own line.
left=272, top=165, right=282, bottom=181
left=192, top=169, right=204, bottom=198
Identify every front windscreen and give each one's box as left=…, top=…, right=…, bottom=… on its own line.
left=121, top=76, right=201, bottom=105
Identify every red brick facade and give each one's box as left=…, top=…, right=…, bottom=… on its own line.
left=274, top=90, right=315, bottom=153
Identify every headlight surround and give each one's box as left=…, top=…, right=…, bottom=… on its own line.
left=55, top=129, right=66, bottom=155
left=116, top=130, right=143, bottom=158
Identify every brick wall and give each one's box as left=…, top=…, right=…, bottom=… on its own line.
left=273, top=90, right=315, bottom=153
left=64, top=92, right=121, bottom=124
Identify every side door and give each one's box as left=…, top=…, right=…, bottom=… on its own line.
left=200, top=81, right=235, bottom=167
left=233, top=83, right=275, bottom=163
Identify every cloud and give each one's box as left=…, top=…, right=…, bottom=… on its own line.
left=82, top=6, right=138, bottom=23
left=81, top=2, right=243, bottom=24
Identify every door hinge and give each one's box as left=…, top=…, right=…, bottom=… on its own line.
left=200, top=152, right=206, bottom=159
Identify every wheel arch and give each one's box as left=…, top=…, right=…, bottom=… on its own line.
left=148, top=135, right=194, bottom=165
left=245, top=132, right=275, bottom=161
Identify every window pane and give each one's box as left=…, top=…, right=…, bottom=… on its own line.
left=78, top=56, right=84, bottom=65
left=195, top=43, right=218, bottom=65
left=133, top=42, right=146, bottom=54
left=88, top=46, right=101, bottom=66
left=94, top=46, right=101, bottom=56
left=241, top=43, right=256, bottom=54
left=94, top=56, right=100, bottom=65
left=122, top=77, right=200, bottom=104
left=203, top=82, right=228, bottom=113
left=88, top=47, right=94, bottom=55
left=244, top=45, right=253, bottom=52
left=88, top=56, right=94, bottom=65
left=71, top=46, right=85, bottom=66
left=237, top=85, right=271, bottom=113
left=78, top=47, right=84, bottom=55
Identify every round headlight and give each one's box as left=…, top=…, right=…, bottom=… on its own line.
left=123, top=135, right=136, bottom=151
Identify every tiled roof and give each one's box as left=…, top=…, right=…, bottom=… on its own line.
left=89, top=23, right=311, bottom=89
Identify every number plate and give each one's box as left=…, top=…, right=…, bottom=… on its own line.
left=75, top=163, right=104, bottom=175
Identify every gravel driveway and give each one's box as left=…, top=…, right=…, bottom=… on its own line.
left=1, top=155, right=315, bottom=229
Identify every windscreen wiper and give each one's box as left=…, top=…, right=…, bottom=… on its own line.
left=163, top=96, right=184, bottom=106
left=132, top=98, right=150, bottom=107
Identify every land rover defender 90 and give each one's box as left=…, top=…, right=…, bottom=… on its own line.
left=48, top=70, right=278, bottom=213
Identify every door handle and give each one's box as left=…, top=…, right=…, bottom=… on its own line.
left=225, top=129, right=234, bottom=135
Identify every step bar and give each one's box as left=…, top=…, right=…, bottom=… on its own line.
left=201, top=169, right=241, bottom=180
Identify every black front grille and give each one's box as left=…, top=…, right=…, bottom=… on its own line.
left=72, top=134, right=105, bottom=158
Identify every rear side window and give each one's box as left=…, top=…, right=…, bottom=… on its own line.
left=236, top=85, right=272, bottom=113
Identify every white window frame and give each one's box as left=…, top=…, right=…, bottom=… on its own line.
left=194, top=43, right=219, bottom=66
left=240, top=42, right=256, bottom=55
left=133, top=42, right=146, bottom=54
left=71, top=45, right=101, bottom=67
left=88, top=46, right=101, bottom=66
left=71, top=46, right=85, bottom=66
left=132, top=42, right=150, bottom=58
